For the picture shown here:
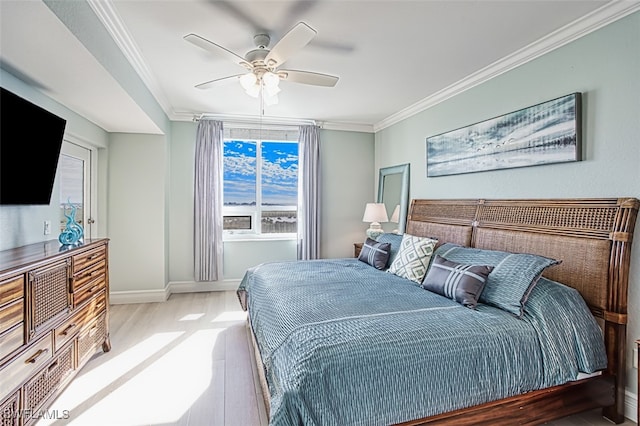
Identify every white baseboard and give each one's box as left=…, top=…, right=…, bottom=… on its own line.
left=109, top=288, right=169, bottom=304
left=109, top=279, right=241, bottom=304
left=626, top=389, right=638, bottom=423
left=168, top=279, right=241, bottom=293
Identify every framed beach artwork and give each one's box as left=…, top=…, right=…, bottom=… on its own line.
left=426, top=93, right=582, bottom=177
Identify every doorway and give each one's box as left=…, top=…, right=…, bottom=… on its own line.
left=59, top=141, right=96, bottom=240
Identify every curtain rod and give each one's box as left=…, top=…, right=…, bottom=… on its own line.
left=193, top=113, right=317, bottom=127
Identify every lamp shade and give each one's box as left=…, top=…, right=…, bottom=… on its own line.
left=362, top=203, right=388, bottom=223
left=390, top=205, right=400, bottom=223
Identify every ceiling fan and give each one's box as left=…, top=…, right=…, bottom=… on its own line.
left=184, top=22, right=339, bottom=103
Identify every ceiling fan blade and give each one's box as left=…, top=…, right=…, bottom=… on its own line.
left=279, top=70, right=339, bottom=87
left=195, top=74, right=244, bottom=90
left=184, top=33, right=251, bottom=69
left=208, top=0, right=265, bottom=34
left=265, top=22, right=316, bottom=67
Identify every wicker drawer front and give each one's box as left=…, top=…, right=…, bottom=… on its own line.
left=0, top=325, right=24, bottom=363
left=23, top=343, right=74, bottom=423
left=0, top=334, right=51, bottom=398
left=72, top=246, right=106, bottom=275
left=0, top=390, right=20, bottom=426
left=77, top=314, right=106, bottom=367
left=0, top=275, right=23, bottom=307
left=29, top=261, right=71, bottom=337
left=73, top=276, right=106, bottom=309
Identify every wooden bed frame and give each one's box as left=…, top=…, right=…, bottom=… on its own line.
left=246, top=197, right=639, bottom=425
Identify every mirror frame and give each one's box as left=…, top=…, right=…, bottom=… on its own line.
left=377, top=163, right=410, bottom=234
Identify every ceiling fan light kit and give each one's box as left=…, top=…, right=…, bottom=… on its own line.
left=184, top=21, right=339, bottom=105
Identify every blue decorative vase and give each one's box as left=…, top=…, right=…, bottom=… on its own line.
left=59, top=202, right=84, bottom=247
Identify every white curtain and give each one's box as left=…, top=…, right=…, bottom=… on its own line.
left=297, top=125, right=321, bottom=260
left=194, top=119, right=224, bottom=281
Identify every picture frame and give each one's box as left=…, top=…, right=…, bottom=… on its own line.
left=426, top=93, right=582, bottom=177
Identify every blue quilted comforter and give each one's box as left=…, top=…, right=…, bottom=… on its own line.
left=237, top=258, right=606, bottom=426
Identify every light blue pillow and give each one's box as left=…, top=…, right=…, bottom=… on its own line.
left=376, top=233, right=403, bottom=266
left=435, top=243, right=561, bottom=317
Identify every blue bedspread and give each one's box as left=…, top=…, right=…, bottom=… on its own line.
left=237, top=258, right=606, bottom=426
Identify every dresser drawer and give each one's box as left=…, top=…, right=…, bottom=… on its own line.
left=73, top=245, right=106, bottom=275
left=0, top=334, right=52, bottom=397
left=0, top=298, right=23, bottom=336
left=0, top=275, right=24, bottom=306
left=73, top=276, right=106, bottom=308
left=77, top=313, right=106, bottom=366
left=0, top=390, right=20, bottom=426
left=23, top=342, right=75, bottom=422
left=71, top=260, right=106, bottom=294
left=0, top=324, right=24, bottom=363
left=54, top=291, right=106, bottom=353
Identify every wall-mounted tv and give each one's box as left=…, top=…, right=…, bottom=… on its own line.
left=0, top=87, right=67, bottom=205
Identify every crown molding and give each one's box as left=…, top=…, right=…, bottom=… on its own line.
left=373, top=1, right=640, bottom=132
left=88, top=0, right=173, bottom=117
left=318, top=121, right=374, bottom=133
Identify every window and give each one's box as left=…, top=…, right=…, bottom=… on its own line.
left=223, top=138, right=298, bottom=237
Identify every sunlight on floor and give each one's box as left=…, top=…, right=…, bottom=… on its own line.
left=43, top=329, right=223, bottom=425
left=179, top=313, right=205, bottom=321
left=40, top=331, right=185, bottom=425
left=212, top=310, right=247, bottom=323
left=74, top=329, right=221, bottom=425
left=32, top=294, right=258, bottom=426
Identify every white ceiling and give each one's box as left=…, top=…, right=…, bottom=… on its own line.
left=1, top=1, right=638, bottom=134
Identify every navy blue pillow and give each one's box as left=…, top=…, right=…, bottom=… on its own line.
left=358, top=238, right=391, bottom=270
left=421, top=255, right=493, bottom=309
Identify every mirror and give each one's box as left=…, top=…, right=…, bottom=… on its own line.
left=377, top=163, right=410, bottom=234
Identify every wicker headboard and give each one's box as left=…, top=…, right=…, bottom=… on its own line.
left=407, top=198, right=638, bottom=316
left=406, top=198, right=639, bottom=417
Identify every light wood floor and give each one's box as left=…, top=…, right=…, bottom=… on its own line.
left=39, top=291, right=636, bottom=426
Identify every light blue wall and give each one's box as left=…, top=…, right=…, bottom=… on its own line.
left=108, top=133, right=168, bottom=294
left=375, top=11, right=640, bottom=398
left=320, top=129, right=375, bottom=259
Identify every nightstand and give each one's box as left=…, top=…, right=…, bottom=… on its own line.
left=354, top=242, right=363, bottom=258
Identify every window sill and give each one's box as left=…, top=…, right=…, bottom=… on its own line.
left=223, top=233, right=297, bottom=242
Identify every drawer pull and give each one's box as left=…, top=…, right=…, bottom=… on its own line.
left=48, top=360, right=59, bottom=372
left=89, top=286, right=98, bottom=293
left=61, top=323, right=77, bottom=336
left=89, top=326, right=98, bottom=337
left=25, top=348, right=49, bottom=364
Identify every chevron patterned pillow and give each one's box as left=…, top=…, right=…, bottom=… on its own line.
left=387, top=234, right=438, bottom=284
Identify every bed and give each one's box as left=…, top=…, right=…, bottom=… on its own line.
left=237, top=198, right=639, bottom=425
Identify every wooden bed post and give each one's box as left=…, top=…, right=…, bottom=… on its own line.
left=603, top=198, right=639, bottom=423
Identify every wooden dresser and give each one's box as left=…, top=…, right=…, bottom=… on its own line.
left=0, top=239, right=110, bottom=425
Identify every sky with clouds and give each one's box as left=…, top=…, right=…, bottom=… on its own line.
left=223, top=140, right=298, bottom=206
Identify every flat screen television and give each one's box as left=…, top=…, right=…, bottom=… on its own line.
left=0, top=87, right=67, bottom=205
